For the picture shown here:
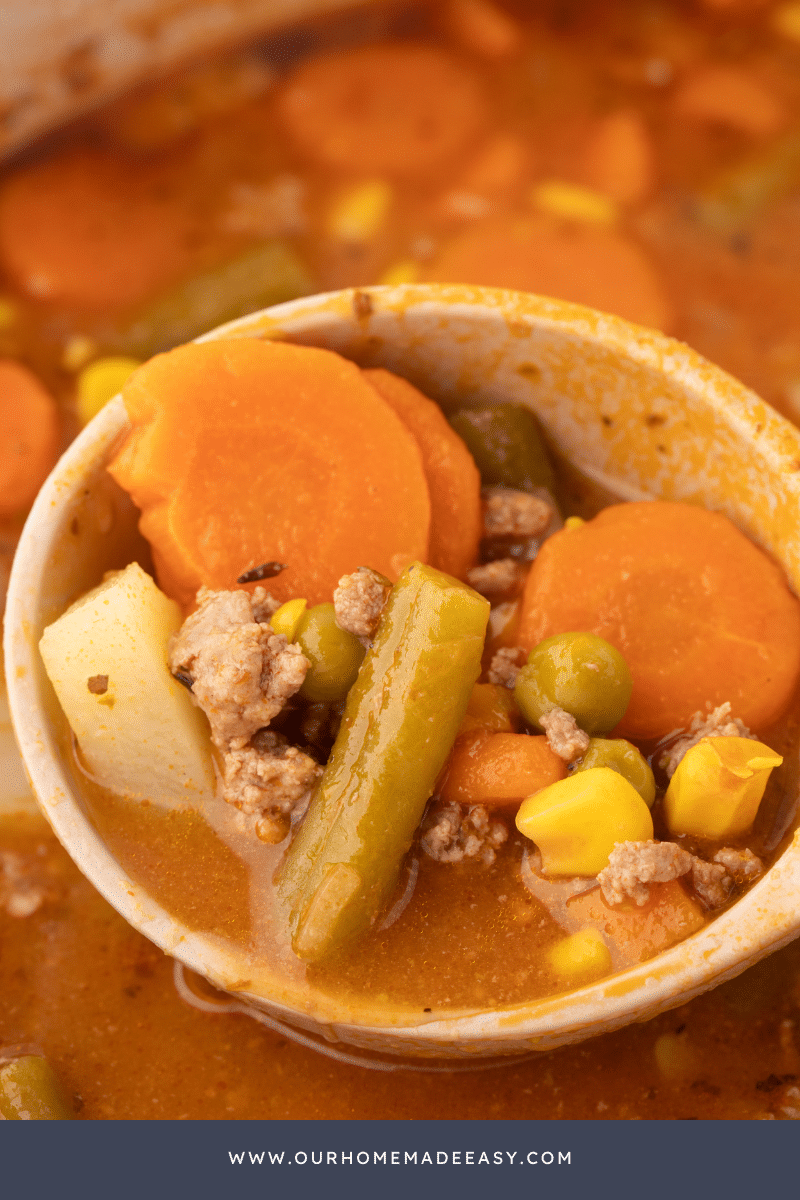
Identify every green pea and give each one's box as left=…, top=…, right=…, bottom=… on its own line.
left=297, top=603, right=365, bottom=704
left=514, top=631, right=632, bottom=735
left=448, top=403, right=556, bottom=493
left=574, top=737, right=655, bottom=808
left=0, top=1055, right=74, bottom=1120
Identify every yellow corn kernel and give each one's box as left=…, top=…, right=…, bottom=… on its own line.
left=515, top=767, right=653, bottom=876
left=564, top=515, right=585, bottom=531
left=326, top=181, right=393, bottom=243
left=653, top=1031, right=695, bottom=1081
left=548, top=927, right=612, bottom=984
left=458, top=682, right=518, bottom=735
left=0, top=296, right=17, bottom=330
left=530, top=180, right=618, bottom=226
left=377, top=259, right=421, bottom=286
left=270, top=598, right=307, bottom=642
left=663, top=736, right=782, bottom=840
left=61, top=334, right=97, bottom=372
left=772, top=3, right=800, bottom=44
left=76, top=356, right=141, bottom=425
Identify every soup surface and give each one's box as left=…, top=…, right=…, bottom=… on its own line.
left=53, top=419, right=800, bottom=1018
left=2, top=809, right=800, bottom=1119
left=3, top=0, right=800, bottom=1118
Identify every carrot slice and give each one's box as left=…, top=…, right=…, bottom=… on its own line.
left=517, top=501, right=800, bottom=740
left=362, top=368, right=481, bottom=578
left=566, top=880, right=706, bottom=968
left=425, top=215, right=674, bottom=332
left=274, top=43, right=487, bottom=177
left=0, top=360, right=60, bottom=517
left=458, top=682, right=520, bottom=735
left=583, top=110, right=655, bottom=206
left=0, top=148, right=197, bottom=310
left=455, top=133, right=528, bottom=195
left=108, top=340, right=431, bottom=608
left=672, top=65, right=784, bottom=138
left=439, top=730, right=566, bottom=809
left=443, top=0, right=524, bottom=61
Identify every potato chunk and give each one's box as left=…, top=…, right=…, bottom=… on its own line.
left=39, top=562, right=215, bottom=808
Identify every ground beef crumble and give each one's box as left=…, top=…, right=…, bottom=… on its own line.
left=659, top=702, right=755, bottom=777
left=712, top=846, right=763, bottom=883
left=222, top=729, right=322, bottom=843
left=169, top=586, right=316, bottom=841
left=487, top=645, right=527, bottom=688
left=169, top=586, right=308, bottom=751
left=540, top=707, right=590, bottom=762
left=0, top=848, right=61, bottom=919
left=598, top=840, right=694, bottom=906
left=250, top=585, right=282, bottom=623
left=333, top=566, right=389, bottom=641
left=421, top=801, right=508, bottom=865
left=482, top=488, right=553, bottom=539
left=597, top=839, right=757, bottom=909
left=467, top=557, right=527, bottom=597
left=689, top=857, right=732, bottom=909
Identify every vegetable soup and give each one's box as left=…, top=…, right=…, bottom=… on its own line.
left=4, top=0, right=800, bottom=1119
left=33, top=334, right=800, bottom=1021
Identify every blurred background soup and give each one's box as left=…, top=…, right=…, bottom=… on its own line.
left=2, top=0, right=800, bottom=1119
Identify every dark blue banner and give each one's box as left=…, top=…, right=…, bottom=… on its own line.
left=0, top=1119, right=793, bottom=1200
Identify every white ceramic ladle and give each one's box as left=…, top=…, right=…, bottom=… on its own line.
left=6, top=283, right=800, bottom=1061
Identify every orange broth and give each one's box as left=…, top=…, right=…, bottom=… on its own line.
left=2, top=810, right=800, bottom=1120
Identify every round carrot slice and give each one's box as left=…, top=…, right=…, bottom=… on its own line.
left=671, top=65, right=784, bottom=139
left=583, top=110, right=655, bottom=206
left=517, top=502, right=800, bottom=740
left=274, top=43, right=487, bottom=177
left=362, top=367, right=481, bottom=578
left=425, top=215, right=674, bottom=332
left=0, top=148, right=197, bottom=310
left=108, top=339, right=431, bottom=609
left=0, top=360, right=60, bottom=517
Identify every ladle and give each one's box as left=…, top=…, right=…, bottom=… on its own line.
left=6, top=283, right=800, bottom=1059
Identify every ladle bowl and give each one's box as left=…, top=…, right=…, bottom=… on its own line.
left=6, top=283, right=800, bottom=1059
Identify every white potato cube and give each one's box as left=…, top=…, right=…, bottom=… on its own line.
left=40, top=562, right=216, bottom=809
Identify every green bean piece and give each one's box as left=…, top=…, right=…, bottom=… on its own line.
left=574, top=737, right=655, bottom=808
left=0, top=1055, right=74, bottom=1120
left=297, top=602, right=365, bottom=704
left=693, top=130, right=800, bottom=236
left=514, top=631, right=632, bottom=736
left=277, top=562, right=490, bottom=962
left=113, top=240, right=313, bottom=359
left=448, top=403, right=556, bottom=493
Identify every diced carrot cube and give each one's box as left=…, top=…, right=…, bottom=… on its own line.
left=566, top=879, right=706, bottom=967
left=458, top=682, right=521, bottom=735
left=439, top=730, right=566, bottom=809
